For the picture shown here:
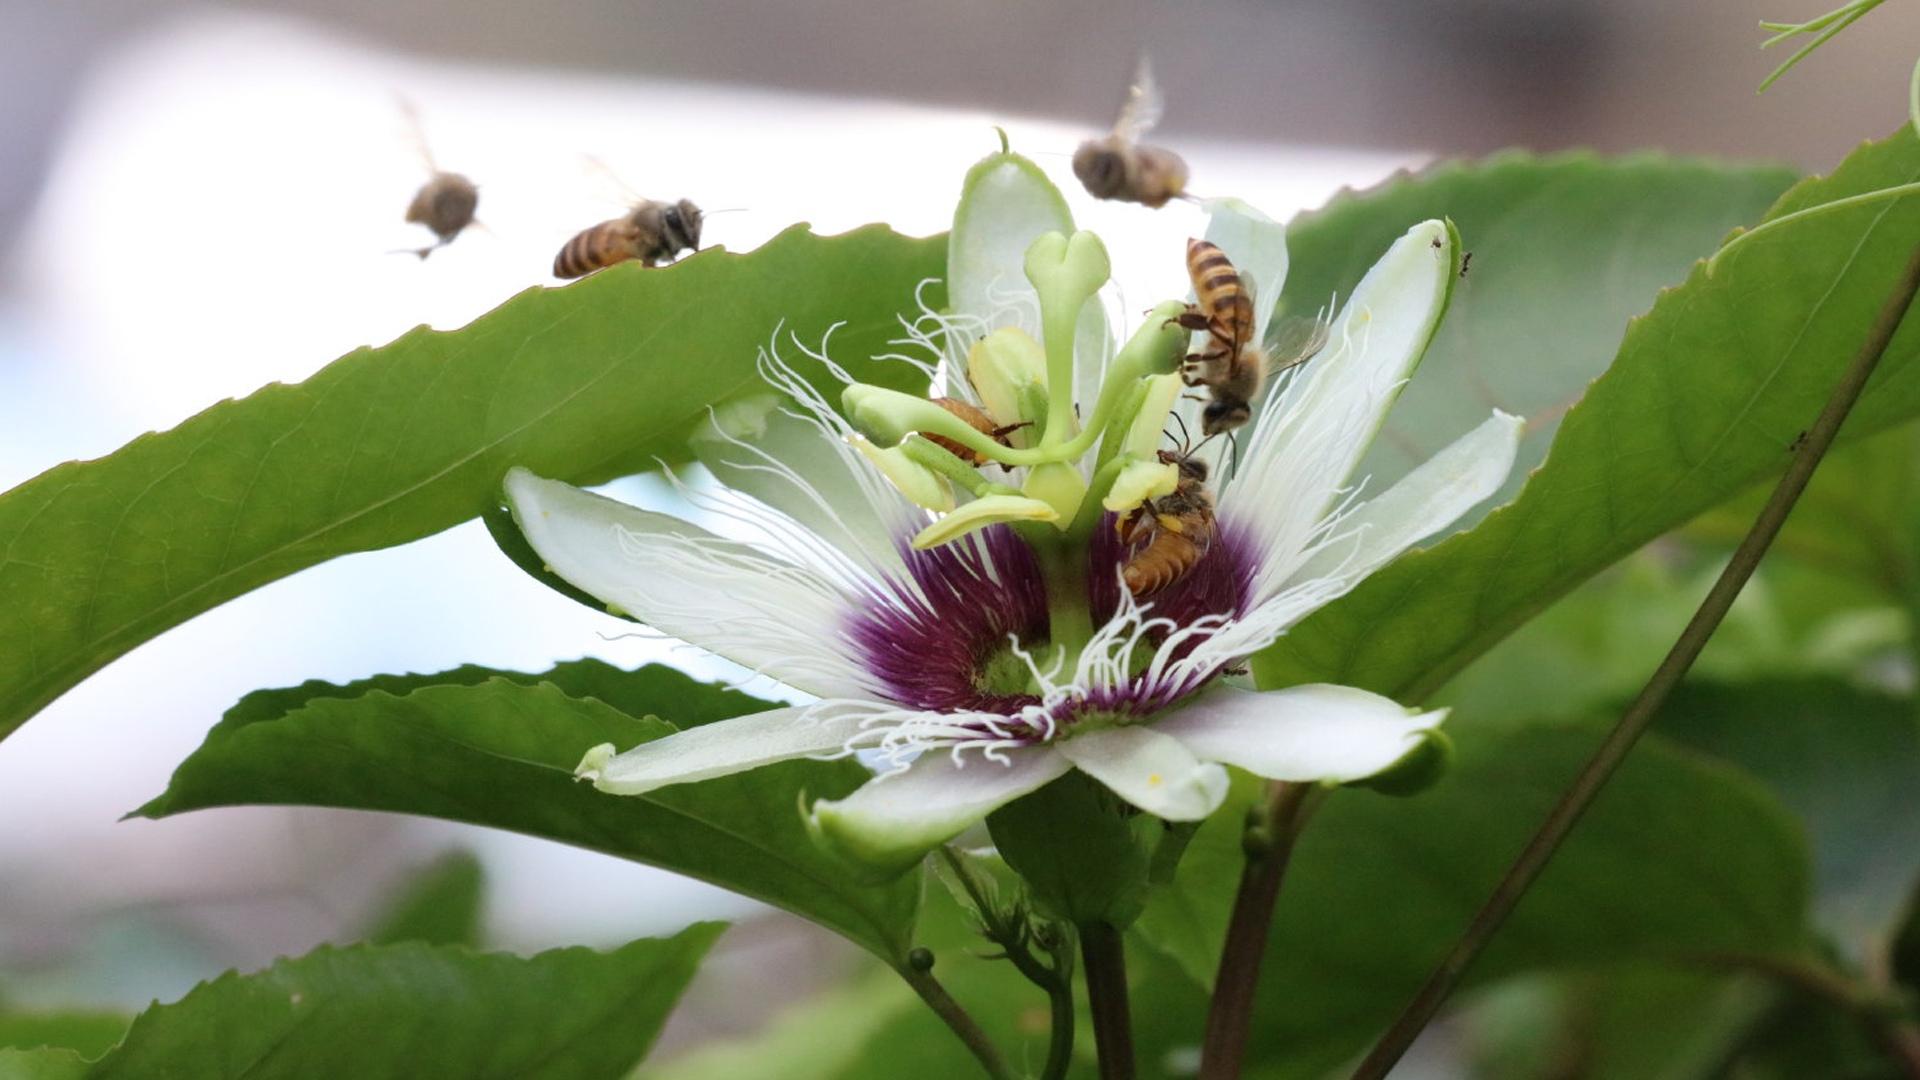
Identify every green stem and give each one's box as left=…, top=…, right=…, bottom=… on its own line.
left=901, top=436, right=1018, bottom=499
left=1757, top=0, right=1881, bottom=90
left=900, top=961, right=1015, bottom=1080
left=1197, top=781, right=1316, bottom=1079
left=1347, top=236, right=1920, bottom=1080
left=1036, top=539, right=1094, bottom=663
left=937, top=848, right=1078, bottom=1080
left=1068, top=456, right=1131, bottom=543
left=1080, top=921, right=1136, bottom=1080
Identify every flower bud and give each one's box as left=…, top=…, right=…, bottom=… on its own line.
left=967, top=327, right=1048, bottom=436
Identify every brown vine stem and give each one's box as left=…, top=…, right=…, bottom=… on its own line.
left=1081, top=920, right=1136, bottom=1079
left=1197, top=781, right=1315, bottom=1078
left=1350, top=235, right=1920, bottom=1080
left=900, top=961, right=1015, bottom=1080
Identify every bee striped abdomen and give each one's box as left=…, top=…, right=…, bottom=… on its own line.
left=1186, top=239, right=1252, bottom=348
left=1123, top=530, right=1203, bottom=597
left=553, top=220, right=636, bottom=279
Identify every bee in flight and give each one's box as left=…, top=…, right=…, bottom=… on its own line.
left=395, top=99, right=478, bottom=259
left=921, top=398, right=1032, bottom=466
left=1119, top=445, right=1217, bottom=598
left=1073, top=56, right=1190, bottom=209
left=1174, top=238, right=1329, bottom=435
left=553, top=198, right=704, bottom=279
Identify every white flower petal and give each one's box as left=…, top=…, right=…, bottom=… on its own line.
left=692, top=396, right=919, bottom=569
left=1202, top=197, right=1290, bottom=347
left=504, top=468, right=874, bottom=698
left=811, top=747, right=1071, bottom=873
left=577, top=704, right=865, bottom=795
left=1294, top=410, right=1523, bottom=586
left=1055, top=725, right=1230, bottom=822
left=950, top=151, right=1074, bottom=333
left=1154, top=684, right=1447, bottom=783
left=1225, top=220, right=1457, bottom=599
left=948, top=149, right=1113, bottom=412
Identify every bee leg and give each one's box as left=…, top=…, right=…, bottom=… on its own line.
left=1167, top=306, right=1210, bottom=332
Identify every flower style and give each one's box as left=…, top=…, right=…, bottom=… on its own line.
left=503, top=148, right=1522, bottom=874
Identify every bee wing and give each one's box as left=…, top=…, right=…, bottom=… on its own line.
left=580, top=153, right=646, bottom=209
left=1266, top=313, right=1332, bottom=375
left=1113, top=54, right=1166, bottom=142
left=394, top=92, right=439, bottom=173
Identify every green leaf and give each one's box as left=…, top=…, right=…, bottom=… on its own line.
left=647, top=973, right=925, bottom=1080
left=1653, top=679, right=1920, bottom=942
left=1276, top=151, right=1797, bottom=523
left=1135, top=723, right=1810, bottom=1078
left=82, top=927, right=721, bottom=1080
left=0, top=225, right=943, bottom=740
left=0, top=1013, right=128, bottom=1059
left=1257, top=131, right=1920, bottom=700
left=217, top=657, right=770, bottom=737
left=361, top=849, right=486, bottom=948
left=0, top=1048, right=88, bottom=1080
left=1459, top=967, right=1777, bottom=1080
left=987, top=771, right=1151, bottom=928
left=137, top=674, right=921, bottom=963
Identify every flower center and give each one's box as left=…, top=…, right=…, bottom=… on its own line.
left=844, top=517, right=1257, bottom=728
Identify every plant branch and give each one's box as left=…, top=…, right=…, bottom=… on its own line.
left=1697, top=953, right=1920, bottom=1078
left=900, top=959, right=1015, bottom=1080
left=939, top=847, right=1077, bottom=1080
left=1081, top=920, right=1136, bottom=1080
left=1198, top=781, right=1316, bottom=1079
left=1349, top=236, right=1920, bottom=1080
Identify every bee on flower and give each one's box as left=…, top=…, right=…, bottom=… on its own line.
left=501, top=146, right=1522, bottom=874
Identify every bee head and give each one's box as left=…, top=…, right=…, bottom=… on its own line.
left=1200, top=401, right=1250, bottom=436
left=665, top=199, right=704, bottom=253
left=1072, top=141, right=1125, bottom=198
left=1155, top=447, right=1209, bottom=483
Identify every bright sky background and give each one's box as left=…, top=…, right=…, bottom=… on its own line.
left=0, top=10, right=1416, bottom=1001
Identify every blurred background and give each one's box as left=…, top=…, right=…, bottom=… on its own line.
left=3, top=0, right=1919, bottom=1073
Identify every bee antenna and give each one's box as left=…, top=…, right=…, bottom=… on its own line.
left=1168, top=410, right=1193, bottom=451
left=701, top=207, right=748, bottom=216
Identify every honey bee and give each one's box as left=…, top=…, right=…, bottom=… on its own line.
left=1073, top=56, right=1190, bottom=209
left=403, top=173, right=479, bottom=258
left=1174, top=238, right=1329, bottom=435
left=553, top=198, right=704, bottom=279
left=1119, top=448, right=1217, bottom=597
left=923, top=398, right=1031, bottom=465
left=395, top=98, right=478, bottom=259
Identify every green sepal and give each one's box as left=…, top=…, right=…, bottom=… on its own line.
left=986, top=771, right=1152, bottom=927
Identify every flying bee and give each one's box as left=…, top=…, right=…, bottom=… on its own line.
left=1174, top=238, right=1329, bottom=435
left=1073, top=56, right=1190, bottom=209
left=1119, top=448, right=1217, bottom=597
left=922, top=397, right=1032, bottom=466
left=394, top=98, right=478, bottom=259
left=553, top=198, right=704, bottom=279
